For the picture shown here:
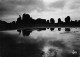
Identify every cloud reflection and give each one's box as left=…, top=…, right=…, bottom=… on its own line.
left=0, top=28, right=80, bottom=57
left=29, top=28, right=80, bottom=57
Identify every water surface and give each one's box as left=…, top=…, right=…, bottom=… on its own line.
left=0, top=28, right=80, bottom=57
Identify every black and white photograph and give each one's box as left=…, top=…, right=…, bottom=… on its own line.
left=0, top=0, right=80, bottom=57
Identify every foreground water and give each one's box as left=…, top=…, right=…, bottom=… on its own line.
left=0, top=28, right=80, bottom=57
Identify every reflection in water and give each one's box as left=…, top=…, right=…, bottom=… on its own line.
left=0, top=28, right=80, bottom=57
left=65, top=28, right=71, bottom=31
left=58, top=28, right=61, bottom=31
left=37, top=28, right=46, bottom=31
left=22, top=29, right=32, bottom=36
left=17, top=29, right=21, bottom=35
left=50, top=28, right=55, bottom=31
left=17, top=28, right=71, bottom=37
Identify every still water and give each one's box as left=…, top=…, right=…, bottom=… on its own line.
left=0, top=28, right=80, bottom=57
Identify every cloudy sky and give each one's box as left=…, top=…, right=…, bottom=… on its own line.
left=0, top=0, right=80, bottom=22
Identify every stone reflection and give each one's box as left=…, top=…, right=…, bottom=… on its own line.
left=22, top=29, right=32, bottom=36
left=17, top=28, right=46, bottom=36
left=58, top=28, right=61, bottom=31
left=50, top=28, right=55, bottom=31
left=17, top=28, right=72, bottom=37
left=65, top=28, right=71, bottom=32
left=17, top=29, right=32, bottom=36
left=37, top=28, right=46, bottom=31
left=17, top=29, right=21, bottom=35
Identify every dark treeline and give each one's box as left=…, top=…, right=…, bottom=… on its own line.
left=0, top=13, right=80, bottom=30
left=16, top=13, right=80, bottom=27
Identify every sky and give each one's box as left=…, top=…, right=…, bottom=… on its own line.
left=0, top=0, right=80, bottom=22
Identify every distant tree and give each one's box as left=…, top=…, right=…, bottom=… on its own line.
left=50, top=18, right=55, bottom=24
left=65, top=16, right=71, bottom=23
left=0, top=20, right=7, bottom=24
left=58, top=18, right=62, bottom=24
left=36, top=18, right=46, bottom=24
left=12, top=21, right=16, bottom=24
left=16, top=15, right=22, bottom=24
left=22, top=13, right=30, bottom=21
left=47, top=20, right=49, bottom=24
left=22, top=13, right=33, bottom=24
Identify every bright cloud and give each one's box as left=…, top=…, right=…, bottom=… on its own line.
left=0, top=0, right=80, bottom=22
left=30, top=0, right=80, bottom=22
